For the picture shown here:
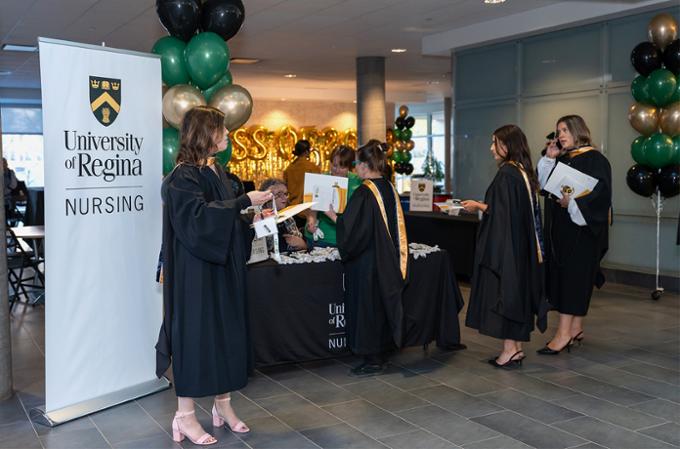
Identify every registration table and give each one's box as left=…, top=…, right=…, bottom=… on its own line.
left=404, top=212, right=480, bottom=279
left=247, top=248, right=464, bottom=367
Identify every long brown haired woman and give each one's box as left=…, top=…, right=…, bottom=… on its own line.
left=536, top=115, right=611, bottom=355
left=463, top=125, right=548, bottom=368
left=155, top=106, right=272, bottom=445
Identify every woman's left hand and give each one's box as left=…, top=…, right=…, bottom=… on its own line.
left=284, top=234, right=307, bottom=251
left=559, top=193, right=570, bottom=208
left=324, top=204, right=338, bottom=223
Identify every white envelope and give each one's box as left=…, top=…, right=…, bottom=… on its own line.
left=544, top=162, right=598, bottom=199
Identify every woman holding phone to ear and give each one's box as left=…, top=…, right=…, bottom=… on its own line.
left=536, top=115, right=611, bottom=355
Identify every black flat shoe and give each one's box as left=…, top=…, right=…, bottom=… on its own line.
left=537, top=339, right=573, bottom=355
left=349, top=363, right=385, bottom=377
left=488, top=351, right=524, bottom=369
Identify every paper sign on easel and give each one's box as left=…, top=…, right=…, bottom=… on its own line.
left=410, top=179, right=434, bottom=212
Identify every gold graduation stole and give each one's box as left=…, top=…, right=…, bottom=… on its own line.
left=363, top=180, right=408, bottom=280
left=566, top=146, right=595, bottom=159
left=507, top=162, right=544, bottom=264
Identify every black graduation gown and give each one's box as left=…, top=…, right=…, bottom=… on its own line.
left=337, top=178, right=407, bottom=356
left=543, top=150, right=611, bottom=316
left=155, top=163, right=253, bottom=397
left=466, top=164, right=548, bottom=342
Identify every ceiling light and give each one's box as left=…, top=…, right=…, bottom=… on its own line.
left=391, top=48, right=407, bottom=53
left=427, top=80, right=440, bottom=85
left=283, top=74, right=296, bottom=78
left=2, top=44, right=38, bottom=52
left=0, top=71, right=11, bottom=76
left=230, top=57, right=260, bottom=65
left=280, top=98, right=286, bottom=101
left=484, top=0, right=506, bottom=4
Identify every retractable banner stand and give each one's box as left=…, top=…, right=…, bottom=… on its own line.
left=33, top=38, right=168, bottom=426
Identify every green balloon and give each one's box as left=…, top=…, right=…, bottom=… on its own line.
left=393, top=128, right=402, bottom=141
left=202, top=71, right=233, bottom=102
left=401, top=129, right=412, bottom=141
left=214, top=137, right=233, bottom=166
left=392, top=151, right=402, bottom=163
left=672, top=135, right=680, bottom=165
left=162, top=127, right=180, bottom=176
left=631, top=75, right=651, bottom=105
left=670, top=76, right=680, bottom=104
left=184, top=32, right=230, bottom=90
left=631, top=136, right=647, bottom=165
left=402, top=151, right=412, bottom=163
left=152, top=36, right=190, bottom=87
left=642, top=132, right=674, bottom=168
left=648, top=69, right=677, bottom=107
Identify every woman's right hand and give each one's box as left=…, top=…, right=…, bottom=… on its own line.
left=306, top=214, right=318, bottom=233
left=461, top=200, right=481, bottom=213
left=247, top=190, right=273, bottom=206
left=545, top=139, right=561, bottom=159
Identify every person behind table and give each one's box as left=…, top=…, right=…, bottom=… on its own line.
left=3, top=158, right=18, bottom=218
left=155, top=106, right=272, bottom=446
left=283, top=139, right=321, bottom=228
left=259, top=178, right=307, bottom=252
left=462, top=124, right=549, bottom=368
left=536, top=115, right=611, bottom=355
left=305, top=145, right=362, bottom=247
left=337, top=141, right=409, bottom=376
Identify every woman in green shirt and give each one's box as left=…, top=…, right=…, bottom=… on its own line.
left=305, top=145, right=362, bottom=247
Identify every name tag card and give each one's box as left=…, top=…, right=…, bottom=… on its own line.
left=253, top=216, right=277, bottom=239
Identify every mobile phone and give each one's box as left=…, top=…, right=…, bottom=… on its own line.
left=546, top=132, right=562, bottom=149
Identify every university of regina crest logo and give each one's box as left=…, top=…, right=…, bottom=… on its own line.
left=89, top=76, right=121, bottom=126
left=418, top=183, right=426, bottom=193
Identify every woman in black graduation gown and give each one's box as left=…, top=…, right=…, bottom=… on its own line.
left=463, top=125, right=548, bottom=368
left=337, top=142, right=409, bottom=376
left=156, top=106, right=272, bottom=445
left=536, top=115, right=611, bottom=355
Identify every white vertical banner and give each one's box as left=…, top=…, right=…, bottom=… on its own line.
left=37, top=38, right=166, bottom=424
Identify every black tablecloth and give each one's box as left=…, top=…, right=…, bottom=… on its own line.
left=405, top=212, right=479, bottom=279
left=247, top=249, right=463, bottom=367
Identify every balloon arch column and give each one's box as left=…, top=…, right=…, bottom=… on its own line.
left=626, top=13, right=680, bottom=300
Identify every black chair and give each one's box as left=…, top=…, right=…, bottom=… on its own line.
left=6, top=228, right=43, bottom=310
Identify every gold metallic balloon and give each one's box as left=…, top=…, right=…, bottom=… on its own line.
left=343, top=130, right=358, bottom=148
left=399, top=105, right=409, bottom=118
left=230, top=129, right=250, bottom=162
left=248, top=126, right=269, bottom=161
left=628, top=102, right=659, bottom=136
left=660, top=102, right=680, bottom=136
left=648, top=13, right=678, bottom=51
left=385, top=144, right=394, bottom=158
left=386, top=128, right=395, bottom=144
left=405, top=140, right=415, bottom=151
left=209, top=84, right=253, bottom=131
left=162, top=84, right=170, bottom=128
left=277, top=126, right=298, bottom=160
left=162, top=84, right=206, bottom=129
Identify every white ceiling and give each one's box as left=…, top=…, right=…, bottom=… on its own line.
left=0, top=0, right=672, bottom=103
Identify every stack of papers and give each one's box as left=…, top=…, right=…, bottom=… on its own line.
left=544, top=162, right=598, bottom=199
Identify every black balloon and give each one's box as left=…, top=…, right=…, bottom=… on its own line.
left=395, top=117, right=406, bottom=130
left=394, top=162, right=403, bottom=174
left=201, top=0, right=245, bottom=41
left=405, top=116, right=415, bottom=129
left=156, top=0, right=201, bottom=41
left=631, top=42, right=662, bottom=76
left=663, top=40, right=680, bottom=75
left=626, top=164, right=657, bottom=197
left=657, top=164, right=680, bottom=198
left=404, top=163, right=414, bottom=175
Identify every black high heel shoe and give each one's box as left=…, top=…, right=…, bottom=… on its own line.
left=536, top=338, right=573, bottom=355
left=488, top=351, right=524, bottom=369
left=572, top=331, right=584, bottom=345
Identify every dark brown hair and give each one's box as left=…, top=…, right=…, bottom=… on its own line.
left=493, top=124, right=540, bottom=192
left=329, top=145, right=355, bottom=169
left=356, top=141, right=386, bottom=175
left=293, top=139, right=311, bottom=157
left=557, top=115, right=592, bottom=148
left=176, top=106, right=225, bottom=166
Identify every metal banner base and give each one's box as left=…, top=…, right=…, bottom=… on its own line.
left=30, top=377, right=171, bottom=427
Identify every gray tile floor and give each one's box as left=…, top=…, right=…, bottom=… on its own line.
left=1, top=283, right=678, bottom=449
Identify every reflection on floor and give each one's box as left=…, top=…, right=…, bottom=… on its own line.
left=1, top=283, right=679, bottom=449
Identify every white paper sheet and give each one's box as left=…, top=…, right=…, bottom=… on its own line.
left=304, top=173, right=349, bottom=212
left=544, top=162, right=598, bottom=199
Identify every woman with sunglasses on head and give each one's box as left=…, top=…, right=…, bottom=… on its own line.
left=462, top=125, right=549, bottom=368
left=305, top=145, right=363, bottom=247
left=536, top=115, right=611, bottom=355
left=156, top=106, right=273, bottom=445
left=337, top=141, right=409, bottom=376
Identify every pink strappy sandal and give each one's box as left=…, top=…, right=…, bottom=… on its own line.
left=172, top=410, right=217, bottom=445
left=212, top=396, right=250, bottom=433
